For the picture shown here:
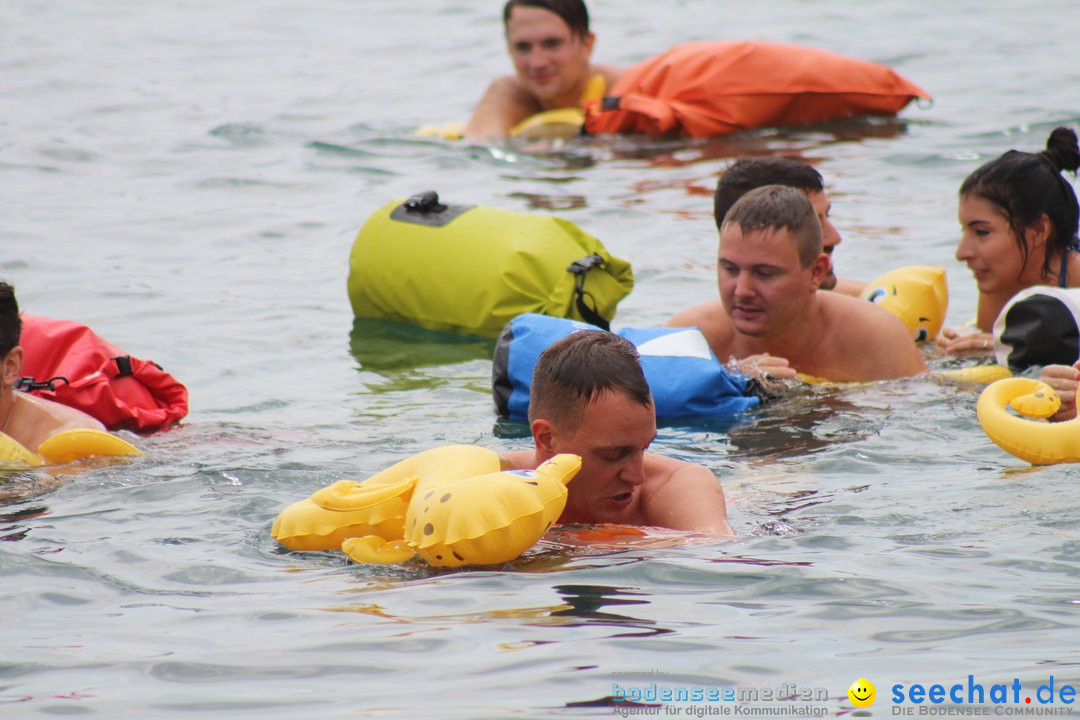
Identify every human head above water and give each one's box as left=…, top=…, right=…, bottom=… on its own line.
left=502, top=0, right=590, bottom=38
left=959, top=126, right=1080, bottom=280
left=714, top=157, right=825, bottom=231
left=721, top=185, right=824, bottom=267
left=0, top=281, right=21, bottom=359
left=528, top=330, right=652, bottom=433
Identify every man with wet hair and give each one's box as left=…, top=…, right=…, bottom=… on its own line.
left=502, top=330, right=734, bottom=535
left=465, top=0, right=621, bottom=139
left=667, top=186, right=925, bottom=382
left=713, top=157, right=864, bottom=295
left=0, top=281, right=105, bottom=453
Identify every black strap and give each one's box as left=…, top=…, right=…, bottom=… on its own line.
left=567, top=254, right=610, bottom=331
left=15, top=375, right=68, bottom=392
left=114, top=355, right=133, bottom=378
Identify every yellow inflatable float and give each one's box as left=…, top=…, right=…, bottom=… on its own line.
left=417, top=75, right=606, bottom=141
left=861, top=265, right=947, bottom=343
left=272, top=445, right=581, bottom=568
left=977, top=377, right=1079, bottom=465
left=0, top=428, right=142, bottom=470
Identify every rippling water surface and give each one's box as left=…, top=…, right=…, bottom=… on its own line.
left=3, top=1, right=1080, bottom=717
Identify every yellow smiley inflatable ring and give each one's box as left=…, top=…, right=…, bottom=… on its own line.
left=977, top=377, right=1080, bottom=465
left=861, top=265, right=948, bottom=343
left=271, top=445, right=582, bottom=568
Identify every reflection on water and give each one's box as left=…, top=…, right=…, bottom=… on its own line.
left=348, top=317, right=493, bottom=391
left=503, top=116, right=916, bottom=172
left=725, top=388, right=881, bottom=461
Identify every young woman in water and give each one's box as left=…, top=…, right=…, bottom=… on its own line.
left=938, top=126, right=1080, bottom=356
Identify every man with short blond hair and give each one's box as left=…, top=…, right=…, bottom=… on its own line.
left=503, top=330, right=734, bottom=535
left=668, top=186, right=926, bottom=382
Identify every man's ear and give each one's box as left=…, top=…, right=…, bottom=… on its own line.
left=531, top=417, right=557, bottom=457
left=582, top=31, right=596, bottom=57
left=1, top=346, right=23, bottom=386
left=809, top=252, right=831, bottom=291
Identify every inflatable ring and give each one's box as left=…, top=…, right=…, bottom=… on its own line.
left=272, top=445, right=582, bottom=567
left=977, top=377, right=1079, bottom=464
left=0, top=428, right=141, bottom=470
left=861, top=266, right=948, bottom=343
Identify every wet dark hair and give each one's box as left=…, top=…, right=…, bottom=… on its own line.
left=503, top=0, right=590, bottom=38
left=529, top=330, right=652, bottom=432
left=959, top=126, right=1080, bottom=281
left=721, top=185, right=823, bottom=267
left=714, top=157, right=824, bottom=231
left=0, top=282, right=21, bottom=358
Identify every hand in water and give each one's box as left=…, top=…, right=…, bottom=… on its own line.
left=936, top=327, right=996, bottom=356
left=728, top=353, right=797, bottom=395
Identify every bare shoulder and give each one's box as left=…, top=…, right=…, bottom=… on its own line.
left=15, top=392, right=105, bottom=452
left=41, top=396, right=106, bottom=433
left=820, top=293, right=927, bottom=377
left=643, top=453, right=732, bottom=535
left=823, top=292, right=908, bottom=337
left=667, top=300, right=730, bottom=355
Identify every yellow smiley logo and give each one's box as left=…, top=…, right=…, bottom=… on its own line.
left=848, top=678, right=876, bottom=708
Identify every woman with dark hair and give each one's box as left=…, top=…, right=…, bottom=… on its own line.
left=939, top=126, right=1080, bottom=356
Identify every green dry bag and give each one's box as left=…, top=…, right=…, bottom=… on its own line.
left=347, top=191, right=634, bottom=338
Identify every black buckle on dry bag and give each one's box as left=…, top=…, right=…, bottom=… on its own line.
left=15, top=375, right=68, bottom=392
left=389, top=190, right=474, bottom=228
left=567, top=253, right=610, bottom=331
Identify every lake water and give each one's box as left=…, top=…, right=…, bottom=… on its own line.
left=3, top=0, right=1080, bottom=717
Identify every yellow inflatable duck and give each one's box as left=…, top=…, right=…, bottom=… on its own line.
left=272, top=445, right=582, bottom=568
left=861, top=265, right=948, bottom=343
left=977, top=377, right=1079, bottom=464
left=0, top=428, right=142, bottom=470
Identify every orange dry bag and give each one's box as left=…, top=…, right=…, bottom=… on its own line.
left=17, top=314, right=189, bottom=434
left=584, top=40, right=931, bottom=138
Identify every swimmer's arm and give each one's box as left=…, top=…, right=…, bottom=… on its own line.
left=1040, top=362, right=1080, bottom=422
left=464, top=76, right=538, bottom=140
left=644, top=455, right=734, bottom=537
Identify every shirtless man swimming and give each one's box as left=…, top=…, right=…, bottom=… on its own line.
left=464, top=0, right=621, bottom=140
left=667, top=186, right=926, bottom=383
left=501, top=330, right=733, bottom=536
left=0, top=282, right=105, bottom=454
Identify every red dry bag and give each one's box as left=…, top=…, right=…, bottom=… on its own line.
left=17, top=314, right=189, bottom=434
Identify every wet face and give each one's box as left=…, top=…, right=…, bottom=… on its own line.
left=718, top=223, right=827, bottom=338
left=956, top=193, right=1031, bottom=295
left=805, top=190, right=841, bottom=290
left=505, top=5, right=594, bottom=108
left=547, top=390, right=656, bottom=525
